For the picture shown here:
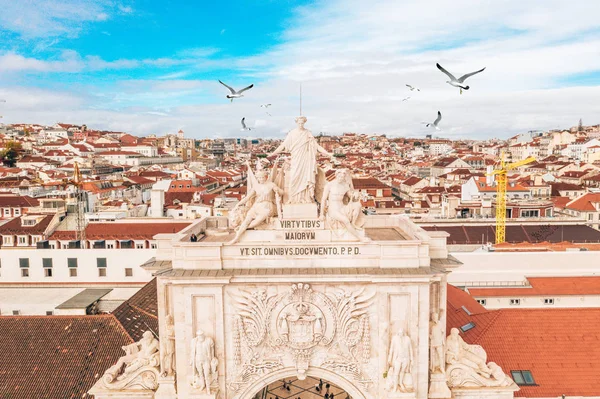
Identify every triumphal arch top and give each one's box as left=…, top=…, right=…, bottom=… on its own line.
left=90, top=117, right=518, bottom=399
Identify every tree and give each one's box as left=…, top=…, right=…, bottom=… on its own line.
left=0, top=141, right=23, bottom=167
left=578, top=118, right=583, bottom=132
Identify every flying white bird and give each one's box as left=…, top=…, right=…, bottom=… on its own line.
left=261, top=104, right=272, bottom=116
left=241, top=117, right=252, bottom=131
left=436, top=63, right=486, bottom=94
left=219, top=80, right=254, bottom=102
left=405, top=84, right=420, bottom=92
left=402, top=96, right=411, bottom=102
left=423, top=111, right=442, bottom=130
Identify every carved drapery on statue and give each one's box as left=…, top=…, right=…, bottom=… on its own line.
left=445, top=328, right=515, bottom=388
left=100, top=331, right=161, bottom=391
left=229, top=284, right=374, bottom=393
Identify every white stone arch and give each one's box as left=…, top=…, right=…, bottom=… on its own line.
left=234, top=366, right=369, bottom=399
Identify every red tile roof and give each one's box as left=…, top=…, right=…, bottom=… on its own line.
left=0, top=195, right=39, bottom=207
left=0, top=315, right=131, bottom=399
left=0, top=214, right=54, bottom=236
left=468, top=276, right=600, bottom=297
left=50, top=222, right=191, bottom=241
left=112, top=278, right=158, bottom=341
left=447, top=284, right=600, bottom=397
left=565, top=192, right=600, bottom=212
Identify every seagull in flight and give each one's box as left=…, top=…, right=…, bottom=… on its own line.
left=423, top=111, right=442, bottom=130
left=219, top=80, right=254, bottom=102
left=261, top=103, right=272, bottom=116
left=436, top=63, right=485, bottom=94
left=402, top=96, right=411, bottom=102
left=405, top=84, right=420, bottom=92
left=241, top=117, right=252, bottom=131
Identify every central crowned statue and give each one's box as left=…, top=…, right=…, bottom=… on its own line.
left=228, top=116, right=367, bottom=244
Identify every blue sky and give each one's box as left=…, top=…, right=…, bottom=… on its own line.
left=0, top=0, right=599, bottom=138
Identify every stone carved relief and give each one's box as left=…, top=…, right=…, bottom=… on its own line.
left=385, top=328, right=414, bottom=393
left=445, top=328, right=514, bottom=388
left=190, top=330, right=219, bottom=394
left=101, top=331, right=160, bottom=391
left=229, top=284, right=374, bottom=393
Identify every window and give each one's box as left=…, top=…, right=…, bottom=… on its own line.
left=14, top=208, right=20, bottom=216
left=543, top=298, right=554, bottom=305
left=21, top=269, right=29, bottom=277
left=476, top=299, right=487, bottom=306
left=12, top=310, right=21, bottom=315
left=3, top=208, right=9, bottom=216
left=67, top=258, right=78, bottom=268
left=107, top=243, right=114, bottom=249
left=98, top=268, right=107, bottom=277
left=589, top=214, right=594, bottom=221
left=44, top=268, right=53, bottom=277
left=97, top=258, right=107, bottom=268
left=125, top=268, right=133, bottom=277
left=521, top=210, right=539, bottom=218
left=151, top=243, right=157, bottom=249
left=42, top=258, right=53, bottom=268
left=460, top=322, right=476, bottom=333
left=136, top=243, right=144, bottom=249
left=510, top=370, right=536, bottom=386
left=46, top=311, right=53, bottom=316
left=19, top=258, right=30, bottom=268
left=18, top=236, right=27, bottom=244
left=509, top=299, right=521, bottom=305
left=2, top=236, right=12, bottom=245
left=69, top=268, right=78, bottom=277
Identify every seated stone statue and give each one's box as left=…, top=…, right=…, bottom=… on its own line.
left=105, top=331, right=160, bottom=382
left=229, top=161, right=284, bottom=244
left=445, top=328, right=514, bottom=388
left=319, top=169, right=368, bottom=242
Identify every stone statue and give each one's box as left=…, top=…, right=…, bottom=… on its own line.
left=445, top=328, right=515, bottom=388
left=445, top=328, right=491, bottom=376
left=430, top=312, right=445, bottom=373
left=386, top=328, right=413, bottom=393
left=319, top=169, right=368, bottom=242
left=190, top=330, right=218, bottom=394
left=269, top=116, right=331, bottom=204
left=161, top=314, right=176, bottom=377
left=228, top=161, right=284, bottom=244
left=105, top=331, right=160, bottom=382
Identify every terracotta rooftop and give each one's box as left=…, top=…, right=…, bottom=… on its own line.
left=0, top=195, right=39, bottom=208
left=0, top=315, right=131, bottom=399
left=0, top=214, right=54, bottom=236
left=447, top=284, right=600, bottom=397
left=50, top=221, right=191, bottom=241
left=468, top=276, right=600, bottom=297
left=112, top=278, right=158, bottom=341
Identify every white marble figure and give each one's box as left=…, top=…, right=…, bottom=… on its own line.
left=229, top=161, right=284, bottom=244
left=430, top=312, right=445, bottom=373
left=387, top=328, right=413, bottom=393
left=445, top=328, right=491, bottom=376
left=269, top=116, right=331, bottom=204
left=319, top=169, right=368, bottom=242
left=105, top=331, right=160, bottom=381
left=161, top=314, right=176, bottom=377
left=190, top=330, right=218, bottom=394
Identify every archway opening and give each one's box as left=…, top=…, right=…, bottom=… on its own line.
left=251, top=376, right=351, bottom=399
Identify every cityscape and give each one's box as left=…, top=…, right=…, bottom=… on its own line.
left=1, top=1, right=600, bottom=399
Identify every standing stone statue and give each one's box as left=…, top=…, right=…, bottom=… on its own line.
left=386, top=328, right=413, bottom=393
left=430, top=312, right=445, bottom=373
left=161, top=314, right=176, bottom=377
left=190, top=330, right=218, bottom=394
left=269, top=116, right=331, bottom=204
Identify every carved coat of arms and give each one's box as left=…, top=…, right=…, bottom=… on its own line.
left=229, top=283, right=373, bottom=394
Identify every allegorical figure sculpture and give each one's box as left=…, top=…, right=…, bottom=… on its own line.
left=320, top=169, right=368, bottom=242
left=445, top=328, right=514, bottom=388
left=229, top=161, right=284, bottom=244
left=430, top=312, right=445, bottom=373
left=269, top=116, right=331, bottom=204
left=161, top=314, right=176, bottom=377
left=105, top=331, right=160, bottom=381
left=386, top=328, right=413, bottom=393
left=190, top=330, right=218, bottom=394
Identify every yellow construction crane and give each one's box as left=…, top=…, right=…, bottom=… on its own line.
left=489, top=154, right=536, bottom=244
